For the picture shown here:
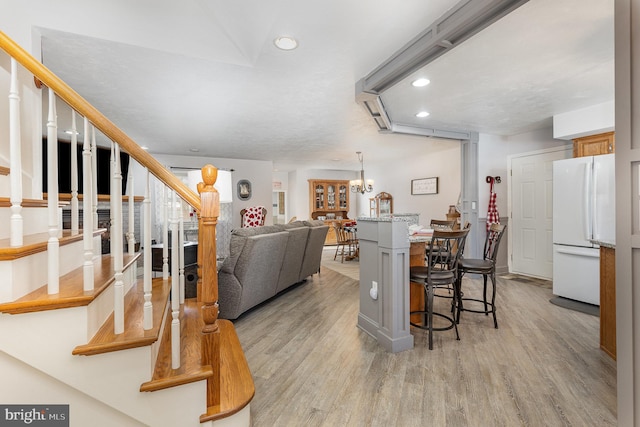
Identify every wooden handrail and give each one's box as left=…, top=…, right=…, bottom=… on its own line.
left=0, top=30, right=200, bottom=211
left=1, top=31, right=227, bottom=412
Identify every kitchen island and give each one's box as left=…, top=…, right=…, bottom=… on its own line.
left=356, top=214, right=419, bottom=353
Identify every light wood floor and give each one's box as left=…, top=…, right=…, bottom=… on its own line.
left=232, top=258, right=617, bottom=426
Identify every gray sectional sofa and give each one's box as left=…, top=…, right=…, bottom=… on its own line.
left=217, top=220, right=329, bottom=319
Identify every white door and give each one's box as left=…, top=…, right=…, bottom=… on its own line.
left=510, top=148, right=571, bottom=279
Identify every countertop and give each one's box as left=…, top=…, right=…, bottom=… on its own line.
left=590, top=239, right=615, bottom=249
left=357, top=213, right=420, bottom=223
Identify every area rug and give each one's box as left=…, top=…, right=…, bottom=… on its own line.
left=320, top=247, right=359, bottom=281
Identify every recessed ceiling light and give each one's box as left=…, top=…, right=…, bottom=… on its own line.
left=416, top=111, right=430, bottom=118
left=412, top=78, right=430, bottom=87
left=141, top=146, right=149, bottom=151
left=64, top=129, right=79, bottom=135
left=189, top=147, right=200, bottom=152
left=274, top=36, right=298, bottom=51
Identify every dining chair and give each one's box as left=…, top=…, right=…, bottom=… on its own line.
left=410, top=228, right=469, bottom=350
left=429, top=218, right=456, bottom=230
left=333, top=222, right=358, bottom=263
left=455, top=223, right=507, bottom=328
left=427, top=219, right=457, bottom=263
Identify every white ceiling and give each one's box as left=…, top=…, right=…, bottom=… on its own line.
left=32, top=0, right=613, bottom=172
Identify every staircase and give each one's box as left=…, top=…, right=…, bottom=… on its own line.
left=0, top=31, right=253, bottom=426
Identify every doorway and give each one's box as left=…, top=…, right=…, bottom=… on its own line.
left=508, top=147, right=571, bottom=279
left=272, top=191, right=287, bottom=224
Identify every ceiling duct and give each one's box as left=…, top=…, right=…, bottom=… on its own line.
left=356, top=0, right=530, bottom=139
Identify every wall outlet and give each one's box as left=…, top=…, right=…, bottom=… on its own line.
left=370, top=281, right=378, bottom=300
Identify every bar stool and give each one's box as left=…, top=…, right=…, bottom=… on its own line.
left=410, top=229, right=469, bottom=350
left=456, top=223, right=506, bottom=328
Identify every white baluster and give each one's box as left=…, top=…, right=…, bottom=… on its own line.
left=143, top=168, right=153, bottom=330
left=82, top=117, right=94, bottom=291
left=91, top=127, right=98, bottom=230
left=9, top=58, right=23, bottom=247
left=113, top=143, right=124, bottom=334
left=47, top=88, right=60, bottom=294
left=109, top=141, right=115, bottom=256
left=179, top=198, right=185, bottom=304
left=70, top=111, right=79, bottom=234
left=162, top=186, right=169, bottom=280
left=128, top=167, right=135, bottom=255
left=170, top=190, right=180, bottom=369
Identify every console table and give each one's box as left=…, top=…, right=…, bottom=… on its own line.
left=151, top=241, right=198, bottom=298
left=151, top=241, right=198, bottom=272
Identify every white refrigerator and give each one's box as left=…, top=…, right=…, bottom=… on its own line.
left=552, top=153, right=615, bottom=305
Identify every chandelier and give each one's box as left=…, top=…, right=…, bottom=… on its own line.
left=350, top=151, right=374, bottom=194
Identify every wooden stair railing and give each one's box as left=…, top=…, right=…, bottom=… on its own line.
left=0, top=30, right=199, bottom=211
left=0, top=31, right=253, bottom=421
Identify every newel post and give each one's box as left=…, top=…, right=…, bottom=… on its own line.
left=198, top=164, right=221, bottom=408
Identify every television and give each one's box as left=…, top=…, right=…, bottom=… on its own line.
left=42, top=138, right=130, bottom=195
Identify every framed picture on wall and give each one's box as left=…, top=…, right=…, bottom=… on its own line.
left=237, top=179, right=252, bottom=201
left=411, top=177, right=439, bottom=195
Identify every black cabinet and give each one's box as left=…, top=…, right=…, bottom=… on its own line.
left=150, top=242, right=198, bottom=273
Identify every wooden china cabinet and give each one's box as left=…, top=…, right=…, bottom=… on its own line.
left=369, top=192, right=393, bottom=217
left=308, top=179, right=350, bottom=245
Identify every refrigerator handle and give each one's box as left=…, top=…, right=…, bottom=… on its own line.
left=592, top=162, right=599, bottom=239
left=583, top=162, right=593, bottom=240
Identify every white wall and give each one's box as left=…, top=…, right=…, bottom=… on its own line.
left=553, top=101, right=614, bottom=140
left=0, top=44, right=44, bottom=200
left=136, top=153, right=273, bottom=230
left=477, top=127, right=572, bottom=221
left=284, top=137, right=461, bottom=227
left=361, top=138, right=461, bottom=225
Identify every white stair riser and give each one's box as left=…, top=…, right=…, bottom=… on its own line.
left=0, top=236, right=101, bottom=303
left=86, top=260, right=137, bottom=339
left=1, top=352, right=146, bottom=427
left=0, top=274, right=204, bottom=426
left=0, top=206, right=56, bottom=240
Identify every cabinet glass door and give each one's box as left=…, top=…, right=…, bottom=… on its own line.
left=315, top=184, right=325, bottom=210
left=327, top=184, right=336, bottom=209
left=370, top=198, right=377, bottom=217
left=379, top=199, right=391, bottom=216
left=339, top=184, right=348, bottom=209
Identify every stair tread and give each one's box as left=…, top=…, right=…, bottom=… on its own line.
left=0, top=228, right=106, bottom=260
left=0, top=252, right=139, bottom=314
left=73, top=277, right=171, bottom=356
left=140, top=298, right=213, bottom=392
left=140, top=302, right=254, bottom=421
left=201, top=319, right=255, bottom=422
left=0, top=196, right=69, bottom=208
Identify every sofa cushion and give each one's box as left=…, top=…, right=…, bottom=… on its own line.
left=275, top=226, right=310, bottom=293
left=221, top=225, right=284, bottom=274
left=299, top=224, right=329, bottom=280
left=235, top=231, right=289, bottom=314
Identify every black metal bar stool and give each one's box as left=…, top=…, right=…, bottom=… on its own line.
left=410, top=229, right=469, bottom=350
left=455, top=223, right=507, bottom=328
